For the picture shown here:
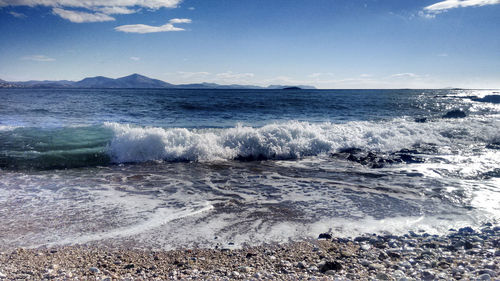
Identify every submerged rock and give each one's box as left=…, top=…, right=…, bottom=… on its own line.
left=442, top=109, right=466, bottom=118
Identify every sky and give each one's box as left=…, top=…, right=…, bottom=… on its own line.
left=0, top=0, right=499, bottom=89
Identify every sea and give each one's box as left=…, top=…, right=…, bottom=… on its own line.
left=0, top=88, right=499, bottom=250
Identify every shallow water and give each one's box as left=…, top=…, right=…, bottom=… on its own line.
left=0, top=88, right=498, bottom=249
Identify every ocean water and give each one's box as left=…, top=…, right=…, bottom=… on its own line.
left=0, top=88, right=499, bottom=250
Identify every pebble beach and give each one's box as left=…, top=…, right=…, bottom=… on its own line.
left=1, top=225, right=498, bottom=280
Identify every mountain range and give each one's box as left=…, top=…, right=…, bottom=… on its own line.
left=0, top=74, right=315, bottom=89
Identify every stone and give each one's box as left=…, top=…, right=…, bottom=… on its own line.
left=478, top=274, right=491, bottom=280
left=324, top=270, right=337, bottom=275
left=89, top=267, right=100, bottom=273
left=369, top=263, right=385, bottom=271
left=319, top=261, right=342, bottom=273
left=0, top=272, right=6, bottom=279
left=297, top=261, right=307, bottom=269
left=421, top=270, right=435, bottom=280
left=318, top=233, right=332, bottom=239
left=392, top=270, right=405, bottom=279
left=376, top=272, right=391, bottom=280
left=238, top=266, right=251, bottom=273
left=360, top=244, right=371, bottom=251
left=477, top=269, right=496, bottom=277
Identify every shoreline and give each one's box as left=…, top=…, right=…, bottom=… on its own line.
left=0, top=225, right=498, bottom=280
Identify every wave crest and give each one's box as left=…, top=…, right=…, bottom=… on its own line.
left=104, top=119, right=483, bottom=163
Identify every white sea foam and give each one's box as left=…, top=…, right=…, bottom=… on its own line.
left=0, top=125, right=18, bottom=131
left=104, top=118, right=499, bottom=163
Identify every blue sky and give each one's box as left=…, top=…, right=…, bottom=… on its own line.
left=0, top=0, right=499, bottom=88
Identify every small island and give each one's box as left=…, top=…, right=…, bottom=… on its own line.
left=283, top=86, right=302, bottom=90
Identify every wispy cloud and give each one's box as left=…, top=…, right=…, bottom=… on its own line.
left=115, top=18, right=191, bottom=33
left=308, top=72, right=335, bottom=78
left=422, top=0, right=500, bottom=17
left=216, top=71, right=254, bottom=79
left=0, top=0, right=182, bottom=22
left=21, top=55, right=55, bottom=62
left=130, top=56, right=140, bottom=61
left=52, top=8, right=114, bottom=23
left=188, top=7, right=195, bottom=10
left=9, top=11, right=26, bottom=18
left=390, top=73, right=419, bottom=79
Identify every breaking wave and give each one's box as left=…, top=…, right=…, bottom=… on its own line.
left=104, top=118, right=499, bottom=163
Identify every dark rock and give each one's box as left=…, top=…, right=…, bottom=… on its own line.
left=471, top=95, right=500, bottom=104
left=318, top=233, right=332, bottom=239
left=319, top=261, right=343, bottom=273
left=354, top=236, right=370, bottom=243
left=124, top=264, right=135, bottom=269
left=464, top=241, right=474, bottom=250
left=421, top=270, right=435, bottom=280
left=458, top=226, right=475, bottom=234
left=442, top=109, right=466, bottom=118
left=415, top=117, right=427, bottom=123
left=378, top=252, right=389, bottom=260
left=387, top=251, right=401, bottom=259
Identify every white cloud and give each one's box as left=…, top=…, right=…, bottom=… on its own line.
left=0, top=0, right=182, bottom=22
left=216, top=71, right=254, bottom=79
left=425, top=0, right=500, bottom=11
left=96, top=6, right=136, bottom=15
left=188, top=6, right=195, bottom=10
left=115, top=18, right=191, bottom=33
left=0, top=0, right=182, bottom=9
left=422, top=0, right=500, bottom=17
left=21, top=55, right=55, bottom=62
left=52, top=7, right=114, bottom=23
left=390, top=73, right=419, bottom=78
left=177, top=71, right=211, bottom=78
left=130, top=56, right=140, bottom=61
left=308, top=72, right=334, bottom=78
left=9, top=11, right=26, bottom=18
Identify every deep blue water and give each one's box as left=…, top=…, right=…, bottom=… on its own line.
left=0, top=88, right=455, bottom=129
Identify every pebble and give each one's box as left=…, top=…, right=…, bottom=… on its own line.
left=375, top=272, right=391, bottom=280
left=478, top=274, right=491, bottom=280
left=238, top=266, right=251, bottom=273
left=368, top=263, right=384, bottom=270
left=360, top=244, right=371, bottom=251
left=0, top=225, right=497, bottom=280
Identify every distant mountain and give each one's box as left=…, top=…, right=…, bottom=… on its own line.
left=0, top=74, right=315, bottom=89
left=74, top=74, right=173, bottom=88
left=73, top=76, right=118, bottom=88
